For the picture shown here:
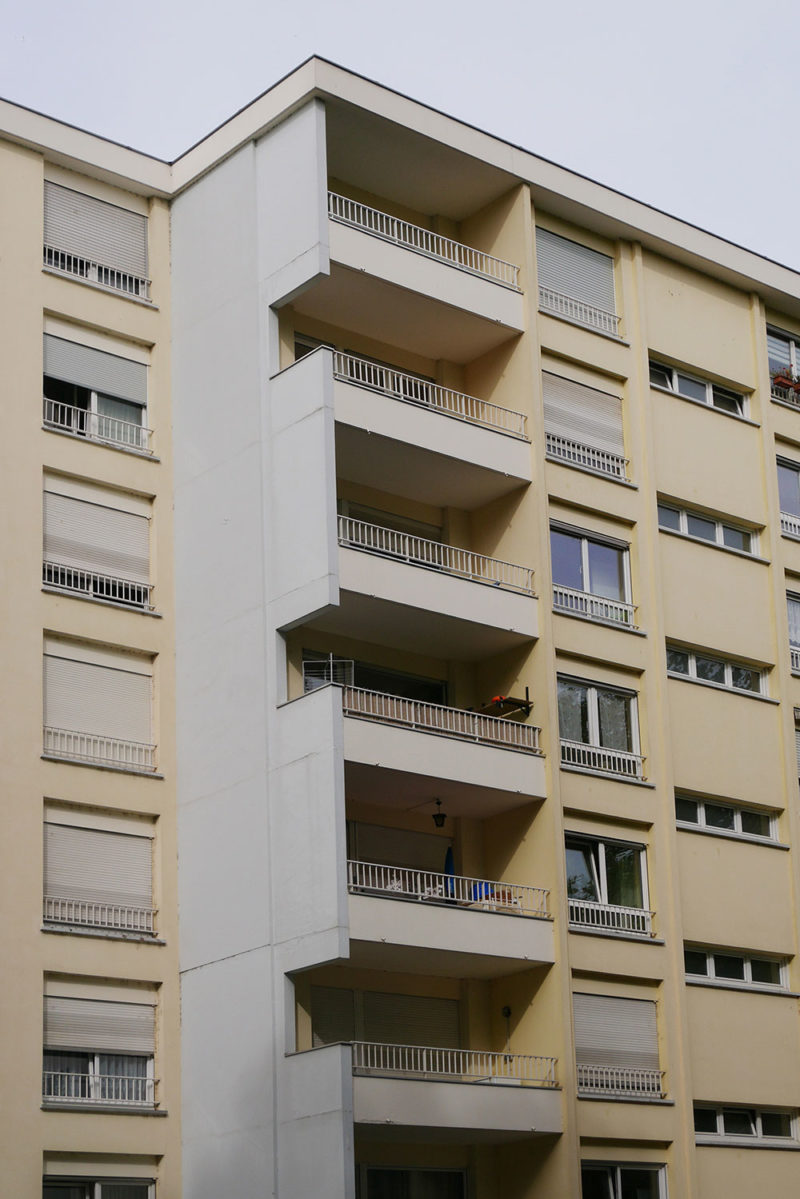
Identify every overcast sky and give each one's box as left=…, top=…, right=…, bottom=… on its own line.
left=3, top=0, right=799, bottom=269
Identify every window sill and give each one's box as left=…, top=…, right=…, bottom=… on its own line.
left=685, top=977, right=798, bottom=998
left=650, top=383, right=757, bottom=426
left=675, top=821, right=787, bottom=850
left=781, top=529, right=800, bottom=543
left=568, top=924, right=663, bottom=945
left=42, top=424, right=159, bottom=461
left=42, top=266, right=158, bottom=308
left=538, top=306, right=629, bottom=345
left=42, top=587, right=161, bottom=617
left=42, top=923, right=165, bottom=945
left=666, top=672, right=777, bottom=703
left=552, top=606, right=644, bottom=635
left=41, top=754, right=163, bottom=778
left=545, top=453, right=637, bottom=488
left=560, top=764, right=654, bottom=787
left=771, top=396, right=800, bottom=415
left=657, top=525, right=766, bottom=564
left=42, top=1102, right=167, bottom=1116
left=577, top=1093, right=673, bottom=1106
left=695, top=1135, right=800, bottom=1150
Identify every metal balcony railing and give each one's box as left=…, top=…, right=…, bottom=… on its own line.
left=43, top=895, right=156, bottom=935
left=546, top=431, right=628, bottom=479
left=43, top=397, right=152, bottom=454
left=339, top=516, right=535, bottom=595
left=352, top=1041, right=557, bottom=1086
left=343, top=686, right=542, bottom=754
left=568, top=897, right=653, bottom=937
left=42, top=1071, right=155, bottom=1107
left=560, top=738, right=645, bottom=780
left=538, top=285, right=620, bottom=336
left=43, top=560, right=153, bottom=610
left=772, top=381, right=800, bottom=406
left=333, top=351, right=527, bottom=438
left=348, top=859, right=549, bottom=917
left=328, top=192, right=520, bottom=289
left=552, top=583, right=635, bottom=627
left=43, top=726, right=157, bottom=773
left=781, top=511, right=800, bottom=538
left=791, top=645, right=800, bottom=674
left=577, top=1064, right=665, bottom=1099
left=43, top=244, right=150, bottom=299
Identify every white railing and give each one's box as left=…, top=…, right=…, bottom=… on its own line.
left=552, top=584, right=635, bottom=627
left=351, top=1041, right=557, bottom=1086
left=43, top=726, right=157, bottom=773
left=577, top=1064, right=665, bottom=1099
left=333, top=350, right=527, bottom=439
left=343, top=687, right=542, bottom=754
left=339, top=516, right=535, bottom=595
left=347, top=859, right=549, bottom=917
left=772, top=381, right=800, bottom=406
left=42, top=1071, right=155, bottom=1107
left=560, top=738, right=644, bottom=780
left=43, top=245, right=150, bottom=299
left=43, top=895, right=156, bottom=934
left=328, top=192, right=520, bottom=289
left=546, top=431, right=628, bottom=480
left=568, top=897, right=653, bottom=937
left=781, top=511, right=800, bottom=538
left=538, top=285, right=620, bottom=336
left=43, top=397, right=152, bottom=453
left=791, top=645, right=800, bottom=673
left=43, top=561, right=153, bottom=610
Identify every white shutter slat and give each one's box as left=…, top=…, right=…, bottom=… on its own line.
left=44, top=655, right=151, bottom=743
left=573, top=993, right=658, bottom=1070
left=363, top=992, right=460, bottom=1048
left=43, top=334, right=147, bottom=406
left=44, top=824, right=152, bottom=908
left=543, top=372, right=624, bottom=457
left=311, top=986, right=355, bottom=1046
left=44, top=182, right=148, bottom=279
left=536, top=227, right=616, bottom=313
left=44, top=492, right=150, bottom=583
left=44, top=996, right=154, bottom=1053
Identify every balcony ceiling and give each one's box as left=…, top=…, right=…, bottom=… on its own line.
left=344, top=761, right=540, bottom=818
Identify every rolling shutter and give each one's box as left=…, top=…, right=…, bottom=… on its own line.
left=363, top=992, right=460, bottom=1048
left=543, top=372, right=624, bottom=457
left=44, top=182, right=148, bottom=278
left=43, top=334, right=147, bottom=406
left=43, top=654, right=151, bottom=743
left=43, top=490, right=149, bottom=584
left=536, top=227, right=615, bottom=313
left=573, top=993, right=658, bottom=1070
left=311, top=986, right=355, bottom=1046
left=44, top=823, right=152, bottom=908
left=44, top=997, right=154, bottom=1053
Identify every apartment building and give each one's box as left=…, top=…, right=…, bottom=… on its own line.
left=2, top=56, right=800, bottom=1199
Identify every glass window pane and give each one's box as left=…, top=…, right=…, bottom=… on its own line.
left=580, top=1167, right=614, bottom=1199
left=705, top=803, right=735, bottom=830
left=731, top=665, right=759, bottom=692
left=722, top=525, right=749, bottom=552
left=778, top=464, right=800, bottom=517
left=761, top=1111, right=792, bottom=1137
left=619, top=1169, right=661, bottom=1199
left=675, top=795, right=698, bottom=822
left=558, top=680, right=589, bottom=744
left=649, top=362, right=672, bottom=388
left=788, top=598, right=800, bottom=646
left=695, top=655, right=725, bottom=684
left=604, top=843, right=644, bottom=908
left=712, top=386, right=743, bottom=415
left=676, top=373, right=707, bottom=402
left=750, top=958, right=781, bottom=986
left=694, top=1106, right=718, bottom=1133
left=44, top=1189, right=87, bottom=1199
left=597, top=689, right=633, bottom=753
left=657, top=504, right=681, bottom=531
left=667, top=648, right=690, bottom=674
left=550, top=530, right=584, bottom=591
left=565, top=841, right=600, bottom=901
left=714, top=953, right=745, bottom=980
left=741, top=809, right=770, bottom=837
left=768, top=331, right=792, bottom=376
left=686, top=514, right=716, bottom=541
left=102, top=1188, right=151, bottom=1199
left=684, top=949, right=708, bottom=975
left=587, top=541, right=626, bottom=601
left=722, top=1107, right=756, bottom=1136
left=366, top=1170, right=411, bottom=1199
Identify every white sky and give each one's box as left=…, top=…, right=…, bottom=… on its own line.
left=3, top=0, right=799, bottom=268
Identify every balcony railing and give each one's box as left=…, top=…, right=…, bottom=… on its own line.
left=546, top=431, right=628, bottom=480
left=772, top=381, right=800, bottom=406
left=348, top=859, right=549, bottom=917
left=791, top=645, right=800, bottom=674
left=568, top=897, right=653, bottom=937
left=43, top=895, right=156, bottom=935
left=43, top=561, right=153, bottom=610
left=333, top=350, right=527, bottom=439
left=43, top=397, right=153, bottom=454
left=43, top=244, right=150, bottom=300
left=781, top=511, right=800, bottom=539
left=538, top=285, right=620, bottom=336
left=343, top=686, right=542, bottom=754
left=339, top=516, right=535, bottom=595
left=577, top=1064, right=665, bottom=1100
left=43, top=726, right=157, bottom=773
left=42, top=1071, right=155, bottom=1107
left=552, top=584, right=635, bottom=627
left=560, top=738, right=645, bottom=780
left=352, top=1041, right=557, bottom=1087
left=328, top=192, right=520, bottom=289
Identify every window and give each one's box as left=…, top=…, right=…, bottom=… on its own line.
left=43, top=181, right=149, bottom=299
left=310, top=987, right=460, bottom=1051
left=675, top=794, right=775, bottom=841
left=44, top=1182, right=154, bottom=1199
left=43, top=475, right=152, bottom=608
left=43, top=333, right=150, bottom=453
left=535, top=227, right=619, bottom=336
left=684, top=946, right=786, bottom=990
left=581, top=1163, right=667, bottom=1199
left=43, top=638, right=155, bottom=772
left=565, top=835, right=651, bottom=936
left=359, top=1167, right=466, bottom=1199
left=666, top=645, right=764, bottom=694
left=656, top=502, right=754, bottom=554
left=788, top=595, right=800, bottom=672
left=573, top=993, right=663, bottom=1099
left=557, top=676, right=643, bottom=778
left=550, top=524, right=634, bottom=625
left=778, top=458, right=800, bottom=536
left=43, top=993, right=156, bottom=1108
left=694, top=1104, right=797, bottom=1144
left=542, top=372, right=626, bottom=479
left=768, top=327, right=800, bottom=402
left=649, top=360, right=745, bottom=416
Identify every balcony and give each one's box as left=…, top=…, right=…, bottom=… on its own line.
left=538, top=285, right=620, bottom=337
left=43, top=561, right=153, bottom=610
left=344, top=687, right=540, bottom=754
left=353, top=1041, right=555, bottom=1085
left=43, top=895, right=156, bottom=935
left=42, top=1070, right=156, bottom=1108
left=43, top=726, right=157, bottom=773
left=348, top=860, right=547, bottom=915
left=781, top=511, right=800, bottom=539
left=560, top=738, right=645, bottom=780
left=772, top=379, right=800, bottom=407
left=43, top=396, right=153, bottom=455
left=43, top=244, right=150, bottom=300
left=553, top=584, right=635, bottom=627
left=577, top=1064, right=665, bottom=1100
left=546, top=431, right=628, bottom=480
left=568, top=897, right=653, bottom=938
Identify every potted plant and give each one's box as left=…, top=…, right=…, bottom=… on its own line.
left=772, top=367, right=795, bottom=391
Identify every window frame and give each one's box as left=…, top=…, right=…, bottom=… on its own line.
left=656, top=502, right=756, bottom=556
left=565, top=833, right=650, bottom=911
left=549, top=521, right=634, bottom=625
left=684, top=945, right=788, bottom=992
left=674, top=793, right=777, bottom=844
left=557, top=675, right=641, bottom=755
left=768, top=325, right=800, bottom=399
left=43, top=1181, right=155, bottom=1199
left=693, top=1103, right=798, bottom=1145
left=580, top=1161, right=668, bottom=1198
left=666, top=644, right=765, bottom=696
left=42, top=1048, right=155, bottom=1107
left=43, top=376, right=147, bottom=444
left=649, top=359, right=747, bottom=417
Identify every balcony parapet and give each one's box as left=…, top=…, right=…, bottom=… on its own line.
left=781, top=511, right=800, bottom=539
left=43, top=560, right=153, bottom=610
left=43, top=895, right=156, bottom=935
left=577, top=1064, right=665, bottom=1100
left=553, top=583, right=635, bottom=627
left=348, top=859, right=549, bottom=917
left=568, top=897, right=653, bottom=937
left=44, top=244, right=150, bottom=300
left=352, top=1041, right=557, bottom=1087
left=43, top=725, right=157, bottom=773
left=546, top=430, right=628, bottom=480
left=560, top=738, right=644, bottom=780
left=43, top=397, right=153, bottom=454
left=538, top=284, right=620, bottom=337
left=42, top=1071, right=156, bottom=1107
left=791, top=645, right=800, bottom=674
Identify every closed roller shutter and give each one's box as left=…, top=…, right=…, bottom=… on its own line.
left=44, top=997, right=154, bottom=1053
left=44, top=491, right=149, bottom=584
left=311, top=986, right=355, bottom=1046
left=43, top=334, right=147, bottom=406
left=44, top=182, right=147, bottom=278
left=363, top=992, right=460, bottom=1048
left=44, top=823, right=152, bottom=908
left=543, top=372, right=624, bottom=457
left=536, top=227, right=616, bottom=313
left=43, top=654, right=151, bottom=743
left=573, top=993, right=658, bottom=1070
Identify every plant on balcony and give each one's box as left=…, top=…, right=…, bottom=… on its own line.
left=772, top=368, right=798, bottom=391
